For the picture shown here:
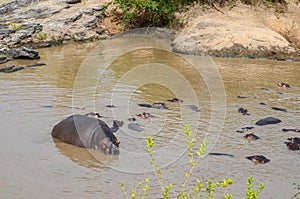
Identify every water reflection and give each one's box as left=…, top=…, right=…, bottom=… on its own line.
left=53, top=138, right=118, bottom=169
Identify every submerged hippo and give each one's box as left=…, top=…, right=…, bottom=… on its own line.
left=246, top=155, right=270, bottom=164
left=255, top=117, right=282, bottom=126
left=244, top=133, right=260, bottom=141
left=51, top=114, right=122, bottom=155
left=138, top=102, right=168, bottom=109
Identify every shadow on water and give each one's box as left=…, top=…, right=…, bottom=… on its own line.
left=52, top=138, right=119, bottom=169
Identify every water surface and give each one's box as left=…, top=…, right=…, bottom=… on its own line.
left=0, top=37, right=299, bottom=199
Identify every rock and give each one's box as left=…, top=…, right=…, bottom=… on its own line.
left=92, top=5, right=104, bottom=11
left=22, top=23, right=43, bottom=32
left=0, top=62, right=46, bottom=73
left=255, top=117, right=282, bottom=126
left=8, top=7, right=63, bottom=20
left=0, top=29, right=15, bottom=35
left=25, top=62, right=46, bottom=68
left=83, top=17, right=97, bottom=28
left=63, top=11, right=83, bottom=24
left=171, top=35, right=204, bottom=56
left=266, top=15, right=300, bottom=51
left=0, top=65, right=25, bottom=73
left=8, top=46, right=40, bottom=60
left=82, top=8, right=94, bottom=15
left=63, top=0, right=81, bottom=4
left=0, top=0, right=35, bottom=15
left=0, top=56, right=9, bottom=64
left=183, top=5, right=299, bottom=60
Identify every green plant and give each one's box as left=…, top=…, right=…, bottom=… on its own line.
left=120, top=125, right=239, bottom=199
left=109, top=0, right=188, bottom=28
left=9, top=22, right=23, bottom=31
left=244, top=177, right=265, bottom=199
left=37, top=32, right=48, bottom=41
left=292, top=182, right=300, bottom=198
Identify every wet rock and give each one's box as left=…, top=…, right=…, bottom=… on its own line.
left=0, top=56, right=9, bottom=64
left=7, top=46, right=40, bottom=60
left=172, top=35, right=204, bottom=56
left=0, top=65, right=25, bottom=73
left=255, top=117, right=282, bottom=126
left=0, top=62, right=46, bottom=73
left=25, top=62, right=46, bottom=68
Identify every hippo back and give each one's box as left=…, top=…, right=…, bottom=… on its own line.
left=51, top=115, right=111, bottom=149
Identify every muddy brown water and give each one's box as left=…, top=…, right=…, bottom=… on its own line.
left=0, top=37, right=299, bottom=199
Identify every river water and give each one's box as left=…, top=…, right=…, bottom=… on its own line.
left=0, top=34, right=299, bottom=199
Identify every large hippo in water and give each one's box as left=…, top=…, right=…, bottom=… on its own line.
left=51, top=114, right=122, bottom=155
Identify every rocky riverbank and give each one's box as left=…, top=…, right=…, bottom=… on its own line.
left=0, top=0, right=299, bottom=64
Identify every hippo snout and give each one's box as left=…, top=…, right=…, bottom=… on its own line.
left=110, top=143, right=119, bottom=155
left=98, top=138, right=120, bottom=155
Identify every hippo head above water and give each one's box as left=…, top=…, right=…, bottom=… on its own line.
left=51, top=114, right=121, bottom=155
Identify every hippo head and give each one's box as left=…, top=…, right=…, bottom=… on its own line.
left=97, top=138, right=120, bottom=155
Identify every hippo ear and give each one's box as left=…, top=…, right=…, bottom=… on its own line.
left=113, top=120, right=124, bottom=128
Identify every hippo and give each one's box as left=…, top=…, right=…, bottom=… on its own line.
left=138, top=102, right=168, bottom=109
left=208, top=152, right=234, bottom=157
left=51, top=114, right=122, bottom=155
left=167, top=98, right=184, bottom=103
left=137, top=112, right=154, bottom=119
left=138, top=103, right=153, bottom=108
left=238, top=108, right=249, bottom=115
left=271, top=107, right=287, bottom=112
left=246, top=155, right=270, bottom=164
left=282, top=128, right=299, bottom=132
left=244, top=133, right=260, bottom=141
left=106, top=105, right=116, bottom=108
left=152, top=102, right=168, bottom=109
left=236, top=126, right=254, bottom=133
left=255, top=117, right=281, bottom=126
left=287, top=137, right=300, bottom=144
left=278, top=82, right=290, bottom=88
left=85, top=112, right=102, bottom=118
left=128, top=117, right=136, bottom=122
left=186, top=105, right=200, bottom=112
left=128, top=123, right=145, bottom=132
left=285, top=142, right=300, bottom=150
left=259, top=102, right=267, bottom=106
